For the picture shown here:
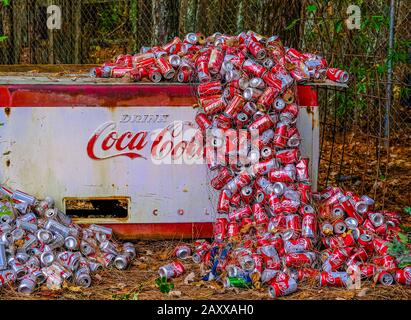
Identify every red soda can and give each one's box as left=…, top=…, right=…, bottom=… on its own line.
left=197, top=81, right=223, bottom=98
left=252, top=129, right=274, bottom=149
left=227, top=221, right=240, bottom=238
left=236, top=113, right=249, bottom=128
left=268, top=213, right=287, bottom=231
left=224, top=94, right=246, bottom=118
left=286, top=47, right=304, bottom=60
left=213, top=218, right=228, bottom=241
left=318, top=272, right=349, bottom=287
left=264, top=257, right=281, bottom=270
left=374, top=271, right=394, bottom=286
left=286, top=214, right=300, bottom=231
left=230, top=193, right=242, bottom=207
left=358, top=263, right=377, bottom=278
left=243, top=87, right=263, bottom=101
left=217, top=190, right=231, bottom=214
left=262, top=72, right=282, bottom=89
left=284, top=252, right=316, bottom=268
left=252, top=203, right=268, bottom=225
left=158, top=260, right=185, bottom=279
left=373, top=255, right=398, bottom=272
left=322, top=247, right=353, bottom=271
left=162, top=36, right=182, bottom=54
left=211, top=167, right=233, bottom=190
left=208, top=48, right=224, bottom=74
left=242, top=101, right=257, bottom=117
left=339, top=196, right=364, bottom=224
left=177, top=66, right=193, bottom=82
left=229, top=205, right=252, bottom=221
left=214, top=113, right=233, bottom=130
left=242, top=59, right=267, bottom=78
left=329, top=233, right=356, bottom=248
left=195, top=113, right=212, bottom=131
left=257, top=87, right=278, bottom=110
left=347, top=247, right=369, bottom=265
left=204, top=98, right=226, bottom=116
left=373, top=237, right=389, bottom=255
left=134, top=57, right=156, bottom=69
left=296, top=157, right=310, bottom=181
left=394, top=267, right=411, bottom=285
left=148, top=66, right=163, bottom=82
left=268, top=277, right=298, bottom=298
left=246, top=40, right=266, bottom=60
left=301, top=212, right=317, bottom=238
left=276, top=149, right=299, bottom=164
left=362, top=219, right=376, bottom=233
left=240, top=186, right=254, bottom=204
left=273, top=122, right=288, bottom=148
left=298, top=182, right=311, bottom=204
left=270, top=238, right=285, bottom=257
left=287, top=127, right=301, bottom=148
left=248, top=114, right=275, bottom=134
left=252, top=253, right=264, bottom=274
left=326, top=68, right=349, bottom=83
left=284, top=238, right=312, bottom=253
left=268, top=166, right=295, bottom=183
left=155, top=56, right=175, bottom=79
left=251, top=158, right=278, bottom=176
left=200, top=94, right=222, bottom=107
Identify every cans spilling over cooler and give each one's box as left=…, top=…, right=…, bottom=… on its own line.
left=0, top=75, right=330, bottom=239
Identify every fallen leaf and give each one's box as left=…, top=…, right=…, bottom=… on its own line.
left=168, top=290, right=182, bottom=297
left=357, top=287, right=371, bottom=297
left=117, top=283, right=127, bottom=289
left=184, top=272, right=196, bottom=285
left=136, top=262, right=148, bottom=270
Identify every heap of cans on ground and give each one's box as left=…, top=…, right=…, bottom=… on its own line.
left=93, top=31, right=410, bottom=297
left=0, top=185, right=136, bottom=294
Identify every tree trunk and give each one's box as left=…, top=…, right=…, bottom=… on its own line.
left=152, top=0, right=179, bottom=45
left=0, top=2, right=13, bottom=64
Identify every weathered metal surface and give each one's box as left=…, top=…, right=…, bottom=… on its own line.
left=0, top=79, right=321, bottom=238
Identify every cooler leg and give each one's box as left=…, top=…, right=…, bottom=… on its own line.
left=296, top=106, right=319, bottom=192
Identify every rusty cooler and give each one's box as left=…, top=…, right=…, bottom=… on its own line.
left=0, top=70, right=325, bottom=239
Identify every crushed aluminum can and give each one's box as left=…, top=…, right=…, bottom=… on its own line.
left=158, top=260, right=185, bottom=279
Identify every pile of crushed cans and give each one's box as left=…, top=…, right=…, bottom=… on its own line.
left=0, top=185, right=136, bottom=295
left=96, top=31, right=409, bottom=297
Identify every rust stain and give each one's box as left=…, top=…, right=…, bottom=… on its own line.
left=5, top=159, right=10, bottom=167
left=306, top=106, right=313, bottom=115
left=4, top=107, right=11, bottom=117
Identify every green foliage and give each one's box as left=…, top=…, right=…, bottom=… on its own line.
left=112, top=292, right=139, bottom=300
left=404, top=207, right=411, bottom=216
left=306, top=4, right=317, bottom=12
left=0, top=204, right=12, bottom=217
left=285, top=19, right=300, bottom=31
left=0, top=36, right=8, bottom=42
left=1, top=0, right=10, bottom=7
left=155, top=277, right=174, bottom=294
left=388, top=233, right=411, bottom=268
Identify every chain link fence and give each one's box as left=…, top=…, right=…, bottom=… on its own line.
left=0, top=0, right=410, bottom=210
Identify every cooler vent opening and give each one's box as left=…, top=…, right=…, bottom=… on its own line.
left=64, top=198, right=129, bottom=219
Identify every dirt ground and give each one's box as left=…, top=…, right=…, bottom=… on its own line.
left=1, top=240, right=410, bottom=301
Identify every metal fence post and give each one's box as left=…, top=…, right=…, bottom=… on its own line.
left=384, top=0, right=396, bottom=147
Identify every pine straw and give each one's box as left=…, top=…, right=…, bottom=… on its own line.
left=1, top=240, right=410, bottom=301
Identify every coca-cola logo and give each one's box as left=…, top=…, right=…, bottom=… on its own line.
left=86, top=120, right=204, bottom=163
left=87, top=122, right=149, bottom=160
